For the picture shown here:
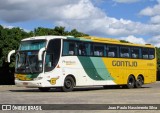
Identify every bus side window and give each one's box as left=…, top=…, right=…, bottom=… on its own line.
left=107, top=46, right=118, bottom=57
left=63, top=41, right=69, bottom=55
left=108, top=52, right=115, bottom=57
left=149, top=48, right=155, bottom=59
left=69, top=43, right=76, bottom=55
left=142, top=48, right=149, bottom=59
left=78, top=43, right=87, bottom=56
left=131, top=47, right=140, bottom=58
left=120, top=47, right=130, bottom=58
left=90, top=44, right=94, bottom=56
left=93, top=44, right=105, bottom=56
left=63, top=41, right=77, bottom=56
left=86, top=43, right=91, bottom=56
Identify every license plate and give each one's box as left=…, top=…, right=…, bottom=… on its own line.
left=23, top=82, right=28, bottom=86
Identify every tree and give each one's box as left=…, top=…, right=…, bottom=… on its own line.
left=156, top=47, right=160, bottom=70
left=69, top=29, right=89, bottom=37
left=120, top=40, right=130, bottom=43
left=53, top=26, right=66, bottom=35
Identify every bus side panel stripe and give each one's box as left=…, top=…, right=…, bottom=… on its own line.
left=90, top=57, right=113, bottom=80
left=78, top=56, right=103, bottom=80
left=78, top=56, right=113, bottom=80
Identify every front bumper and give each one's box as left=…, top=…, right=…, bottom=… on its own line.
left=15, top=80, right=45, bottom=88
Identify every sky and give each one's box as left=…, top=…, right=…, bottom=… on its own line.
left=0, top=0, right=160, bottom=46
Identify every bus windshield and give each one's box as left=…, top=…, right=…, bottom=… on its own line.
left=20, top=40, right=46, bottom=51
left=16, top=40, right=46, bottom=74
left=15, top=51, right=43, bottom=74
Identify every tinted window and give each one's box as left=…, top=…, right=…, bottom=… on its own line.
left=107, top=45, right=118, bottom=57
left=120, top=46, right=130, bottom=58
left=20, top=40, right=46, bottom=50
left=93, top=44, right=105, bottom=56
left=77, top=42, right=90, bottom=56
left=62, top=40, right=155, bottom=60
left=63, top=41, right=77, bottom=56
left=131, top=47, right=140, bottom=58
left=45, top=39, right=61, bottom=72
left=149, top=48, right=155, bottom=59
left=142, top=48, right=149, bottom=59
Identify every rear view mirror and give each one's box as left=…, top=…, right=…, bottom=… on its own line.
left=7, top=50, right=16, bottom=63
left=38, top=47, right=45, bottom=61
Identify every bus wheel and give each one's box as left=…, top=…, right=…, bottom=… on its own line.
left=62, top=76, right=74, bottom=92
left=126, top=76, right=135, bottom=89
left=135, top=76, right=143, bottom=88
left=38, top=87, right=50, bottom=92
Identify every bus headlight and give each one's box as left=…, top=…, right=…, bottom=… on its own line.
left=34, top=77, right=43, bottom=81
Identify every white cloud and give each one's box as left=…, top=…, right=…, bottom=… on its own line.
left=0, top=0, right=160, bottom=47
left=150, top=15, right=160, bottom=24
left=119, top=35, right=146, bottom=44
left=118, top=35, right=160, bottom=47
left=139, top=0, right=160, bottom=25
left=139, top=0, right=160, bottom=24
left=0, top=0, right=80, bottom=22
left=113, top=0, right=140, bottom=4
left=56, top=16, right=160, bottom=37
left=2, top=24, right=30, bottom=32
left=59, top=0, right=106, bottom=20
left=139, top=0, right=160, bottom=22
left=2, top=25, right=15, bottom=29
left=0, top=0, right=106, bottom=22
left=137, top=1, right=160, bottom=51
left=139, top=4, right=160, bottom=16
left=147, top=35, right=160, bottom=47
left=139, top=7, right=154, bottom=16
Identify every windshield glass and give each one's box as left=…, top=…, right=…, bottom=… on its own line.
left=16, top=51, right=43, bottom=74
left=15, top=40, right=46, bottom=74
left=20, top=40, right=46, bottom=51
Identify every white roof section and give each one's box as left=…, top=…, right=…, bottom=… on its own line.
left=21, top=35, right=68, bottom=41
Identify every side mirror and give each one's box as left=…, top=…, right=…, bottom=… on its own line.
left=7, top=50, right=16, bottom=63
left=38, top=47, right=45, bottom=61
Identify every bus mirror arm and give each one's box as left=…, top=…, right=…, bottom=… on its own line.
left=38, top=47, right=46, bottom=61
left=7, top=50, right=16, bottom=63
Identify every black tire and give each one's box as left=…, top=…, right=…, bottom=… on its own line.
left=126, top=76, right=135, bottom=89
left=135, top=76, right=143, bottom=88
left=61, top=76, right=74, bottom=92
left=38, top=87, right=50, bottom=92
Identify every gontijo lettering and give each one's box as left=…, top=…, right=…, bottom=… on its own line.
left=112, top=60, right=137, bottom=67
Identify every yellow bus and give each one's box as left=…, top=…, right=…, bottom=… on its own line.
left=8, top=36, right=157, bottom=92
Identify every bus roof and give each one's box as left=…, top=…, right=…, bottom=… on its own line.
left=21, top=36, right=67, bottom=41
left=21, top=35, right=154, bottom=48
left=72, top=36, right=154, bottom=48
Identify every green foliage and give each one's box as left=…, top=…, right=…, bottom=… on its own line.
left=156, top=47, right=160, bottom=70
left=0, top=27, right=27, bottom=67
left=0, top=25, right=88, bottom=67
left=69, top=29, right=89, bottom=37
left=34, top=26, right=89, bottom=36
left=120, top=40, right=130, bottom=43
